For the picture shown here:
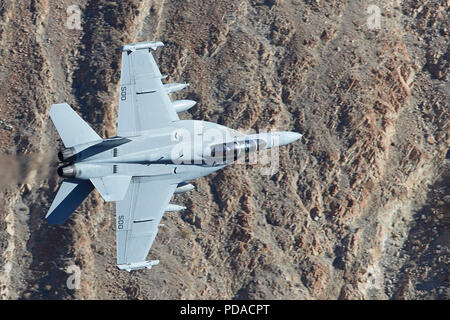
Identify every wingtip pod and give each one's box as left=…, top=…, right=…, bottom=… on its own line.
left=121, top=41, right=164, bottom=52
left=117, top=260, right=160, bottom=272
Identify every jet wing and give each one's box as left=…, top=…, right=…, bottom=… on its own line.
left=117, top=41, right=179, bottom=136
left=115, top=177, right=177, bottom=271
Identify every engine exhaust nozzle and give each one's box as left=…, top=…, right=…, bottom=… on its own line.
left=58, top=147, right=76, bottom=162
left=57, top=164, right=76, bottom=178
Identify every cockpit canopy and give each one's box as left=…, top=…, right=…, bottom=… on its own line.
left=208, top=139, right=266, bottom=162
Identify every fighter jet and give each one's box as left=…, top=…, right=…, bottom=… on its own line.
left=47, top=41, right=302, bottom=271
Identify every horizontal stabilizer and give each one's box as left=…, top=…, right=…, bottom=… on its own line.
left=91, top=175, right=132, bottom=202
left=50, top=103, right=101, bottom=147
left=117, top=260, right=160, bottom=272
left=46, top=180, right=94, bottom=225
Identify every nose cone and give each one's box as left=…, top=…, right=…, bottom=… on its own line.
left=278, top=131, right=302, bottom=146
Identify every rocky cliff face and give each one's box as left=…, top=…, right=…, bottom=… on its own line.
left=0, top=0, right=448, bottom=300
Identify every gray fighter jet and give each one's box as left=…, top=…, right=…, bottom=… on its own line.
left=47, top=41, right=302, bottom=271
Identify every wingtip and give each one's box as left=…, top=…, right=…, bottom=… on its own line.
left=121, top=41, right=165, bottom=52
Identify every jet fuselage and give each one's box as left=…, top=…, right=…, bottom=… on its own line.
left=58, top=119, right=301, bottom=185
